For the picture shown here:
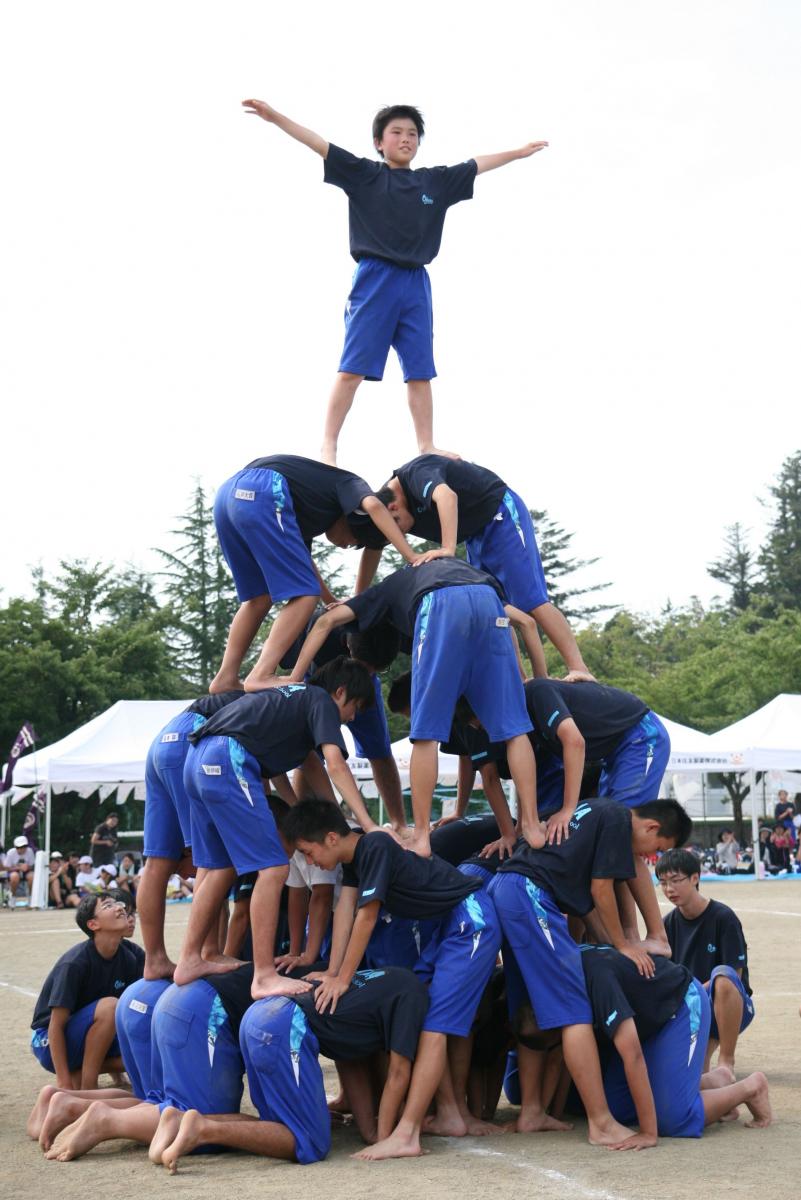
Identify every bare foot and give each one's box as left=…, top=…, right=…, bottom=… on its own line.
left=417, top=444, right=461, bottom=461
left=718, top=1055, right=736, bottom=1075
left=588, top=1114, right=636, bottom=1147
left=328, top=1091, right=351, bottom=1115
left=251, top=972, right=312, bottom=1000
left=704, top=1065, right=736, bottom=1088
left=461, top=1114, right=508, bottom=1136
left=209, top=672, right=244, bottom=695
left=514, top=1111, right=573, bottom=1133
left=149, top=1105, right=181, bottom=1165
left=46, top=1104, right=105, bottom=1161
left=743, top=1072, right=772, bottom=1128
left=173, top=955, right=241, bottom=986
left=243, top=668, right=282, bottom=693
left=144, top=953, right=177, bottom=981
left=202, top=952, right=245, bottom=969
left=39, top=1092, right=84, bottom=1150
left=27, top=1084, right=58, bottom=1140
left=162, top=1109, right=207, bottom=1173
left=422, top=1111, right=467, bottom=1137
left=640, top=936, right=672, bottom=958
left=522, top=823, right=547, bottom=851
left=404, top=832, right=432, bottom=859
left=353, top=1130, right=425, bottom=1160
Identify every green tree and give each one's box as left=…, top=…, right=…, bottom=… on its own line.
left=759, top=450, right=801, bottom=609
left=707, top=522, right=759, bottom=612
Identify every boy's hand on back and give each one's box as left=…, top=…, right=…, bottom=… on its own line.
left=619, top=943, right=655, bottom=978
left=413, top=547, right=456, bottom=566
left=242, top=99, right=277, bottom=122
left=544, top=809, right=573, bottom=846
left=479, top=833, right=517, bottom=860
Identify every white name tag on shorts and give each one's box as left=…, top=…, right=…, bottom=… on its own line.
left=202, top=764, right=222, bottom=776
left=496, top=617, right=510, bottom=627
left=235, top=488, right=255, bottom=501
left=161, top=732, right=179, bottom=743
left=129, top=999, right=149, bottom=1014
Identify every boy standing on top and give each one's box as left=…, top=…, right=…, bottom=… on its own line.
left=242, top=99, right=547, bottom=464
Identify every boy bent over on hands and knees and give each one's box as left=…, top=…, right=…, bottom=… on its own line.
left=174, top=658, right=379, bottom=999
left=283, top=799, right=503, bottom=1160
left=210, top=453, right=421, bottom=694
left=242, top=99, right=547, bottom=464
left=489, top=798, right=692, bottom=1148
left=286, top=557, right=546, bottom=858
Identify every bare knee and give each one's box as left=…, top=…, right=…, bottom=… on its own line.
left=93, top=997, right=119, bottom=1023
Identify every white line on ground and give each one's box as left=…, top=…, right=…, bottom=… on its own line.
left=465, top=1145, right=629, bottom=1200
left=0, top=980, right=37, bottom=998
left=0, top=921, right=189, bottom=936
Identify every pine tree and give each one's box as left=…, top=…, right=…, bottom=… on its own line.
left=759, top=450, right=801, bottom=609
left=707, top=522, right=758, bottom=612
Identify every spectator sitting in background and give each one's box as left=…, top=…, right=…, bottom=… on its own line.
left=770, top=826, right=792, bottom=872
left=116, top=853, right=140, bottom=896
left=96, top=865, right=118, bottom=891
left=65, top=852, right=81, bottom=891
left=49, top=853, right=80, bottom=910
left=774, top=790, right=796, bottom=842
left=6, top=835, right=37, bottom=906
left=75, top=857, right=101, bottom=895
left=166, top=874, right=193, bottom=900
left=90, top=812, right=120, bottom=868
left=715, top=829, right=740, bottom=874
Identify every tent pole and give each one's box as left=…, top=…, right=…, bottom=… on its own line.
left=750, top=770, right=761, bottom=881
left=0, top=793, right=6, bottom=847
left=45, top=783, right=52, bottom=861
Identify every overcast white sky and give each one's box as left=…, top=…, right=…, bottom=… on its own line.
left=2, top=1, right=798, bottom=617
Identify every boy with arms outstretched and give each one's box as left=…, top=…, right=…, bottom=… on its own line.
left=489, top=799, right=692, bottom=1148
left=283, top=799, right=502, bottom=1160
left=286, top=558, right=545, bottom=857
left=243, top=100, right=546, bottom=464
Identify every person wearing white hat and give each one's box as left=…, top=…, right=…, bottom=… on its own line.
left=75, top=858, right=101, bottom=896
left=5, top=835, right=36, bottom=906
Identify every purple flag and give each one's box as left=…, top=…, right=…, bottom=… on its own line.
left=2, top=722, right=36, bottom=793
left=21, top=786, right=47, bottom=851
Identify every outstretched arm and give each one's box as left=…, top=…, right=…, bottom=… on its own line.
left=242, top=99, right=329, bottom=157
left=474, top=142, right=548, bottom=175
left=287, top=604, right=356, bottom=682
left=610, top=1020, right=658, bottom=1150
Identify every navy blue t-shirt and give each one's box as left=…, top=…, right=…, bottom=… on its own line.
left=186, top=691, right=244, bottom=718
left=524, top=679, right=648, bottom=761
left=394, top=456, right=507, bottom=543
left=345, top=559, right=504, bottom=639
left=580, top=945, right=693, bottom=1042
left=429, top=814, right=501, bottom=866
left=298, top=966, right=428, bottom=1062
left=190, top=683, right=347, bottom=776
left=32, top=938, right=144, bottom=1029
left=246, top=454, right=374, bottom=543
left=324, top=144, right=477, bottom=268
left=341, top=831, right=481, bottom=919
left=663, top=899, right=751, bottom=994
left=497, top=800, right=636, bottom=917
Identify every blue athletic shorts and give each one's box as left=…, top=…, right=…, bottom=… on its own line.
left=409, top=584, right=533, bottom=744
left=364, top=910, right=437, bottom=971
left=598, top=711, right=671, bottom=807
left=709, top=965, right=755, bottom=1041
left=458, top=861, right=494, bottom=889
left=115, top=978, right=171, bottom=1102
left=414, top=890, right=502, bottom=1037
left=185, top=737, right=288, bottom=874
left=602, top=978, right=711, bottom=1137
left=465, top=490, right=549, bottom=613
left=214, top=467, right=320, bottom=604
left=240, top=997, right=331, bottom=1164
left=503, top=1050, right=521, bottom=1105
left=339, top=256, right=435, bottom=383
left=151, top=980, right=244, bottom=1115
left=489, top=872, right=593, bottom=1029
left=30, top=1000, right=121, bottom=1074
left=144, top=711, right=206, bottom=858
left=349, top=674, right=392, bottom=759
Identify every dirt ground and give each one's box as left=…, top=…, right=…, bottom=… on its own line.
left=2, top=879, right=799, bottom=1200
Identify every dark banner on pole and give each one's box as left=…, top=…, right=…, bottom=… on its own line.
left=2, top=722, right=36, bottom=793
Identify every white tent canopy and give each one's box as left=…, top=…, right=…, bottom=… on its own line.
left=707, top=693, right=801, bottom=771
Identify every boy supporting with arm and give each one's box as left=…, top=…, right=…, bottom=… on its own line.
left=210, top=453, right=421, bottom=694
left=173, top=658, right=379, bottom=999
left=489, top=799, right=692, bottom=1147
left=286, top=558, right=544, bottom=858
left=30, top=894, right=142, bottom=1091
left=243, top=100, right=546, bottom=465
left=657, top=849, right=755, bottom=1072
left=283, top=799, right=502, bottom=1160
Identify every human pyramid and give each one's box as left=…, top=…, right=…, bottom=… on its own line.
left=28, top=100, right=772, bottom=1172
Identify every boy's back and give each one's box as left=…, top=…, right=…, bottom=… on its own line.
left=342, top=830, right=481, bottom=919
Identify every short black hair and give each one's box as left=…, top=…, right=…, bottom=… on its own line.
left=633, top=799, right=692, bottom=847
left=283, top=798, right=352, bottom=845
left=76, top=893, right=107, bottom=938
left=654, top=848, right=703, bottom=879
left=387, top=671, right=412, bottom=713
left=372, top=105, right=425, bottom=155
left=348, top=623, right=400, bottom=672
left=109, top=887, right=135, bottom=915
left=309, top=656, right=375, bottom=710
left=375, top=484, right=395, bottom=507
left=345, top=511, right=388, bottom=551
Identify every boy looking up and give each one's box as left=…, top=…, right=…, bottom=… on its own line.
left=211, top=453, right=421, bottom=694
left=30, top=894, right=143, bottom=1090
left=489, top=799, right=691, bottom=1147
left=286, top=558, right=545, bottom=857
left=378, top=454, right=591, bottom=677
left=656, top=849, right=755, bottom=1072
left=243, top=99, right=547, bottom=464
left=173, top=659, right=377, bottom=999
